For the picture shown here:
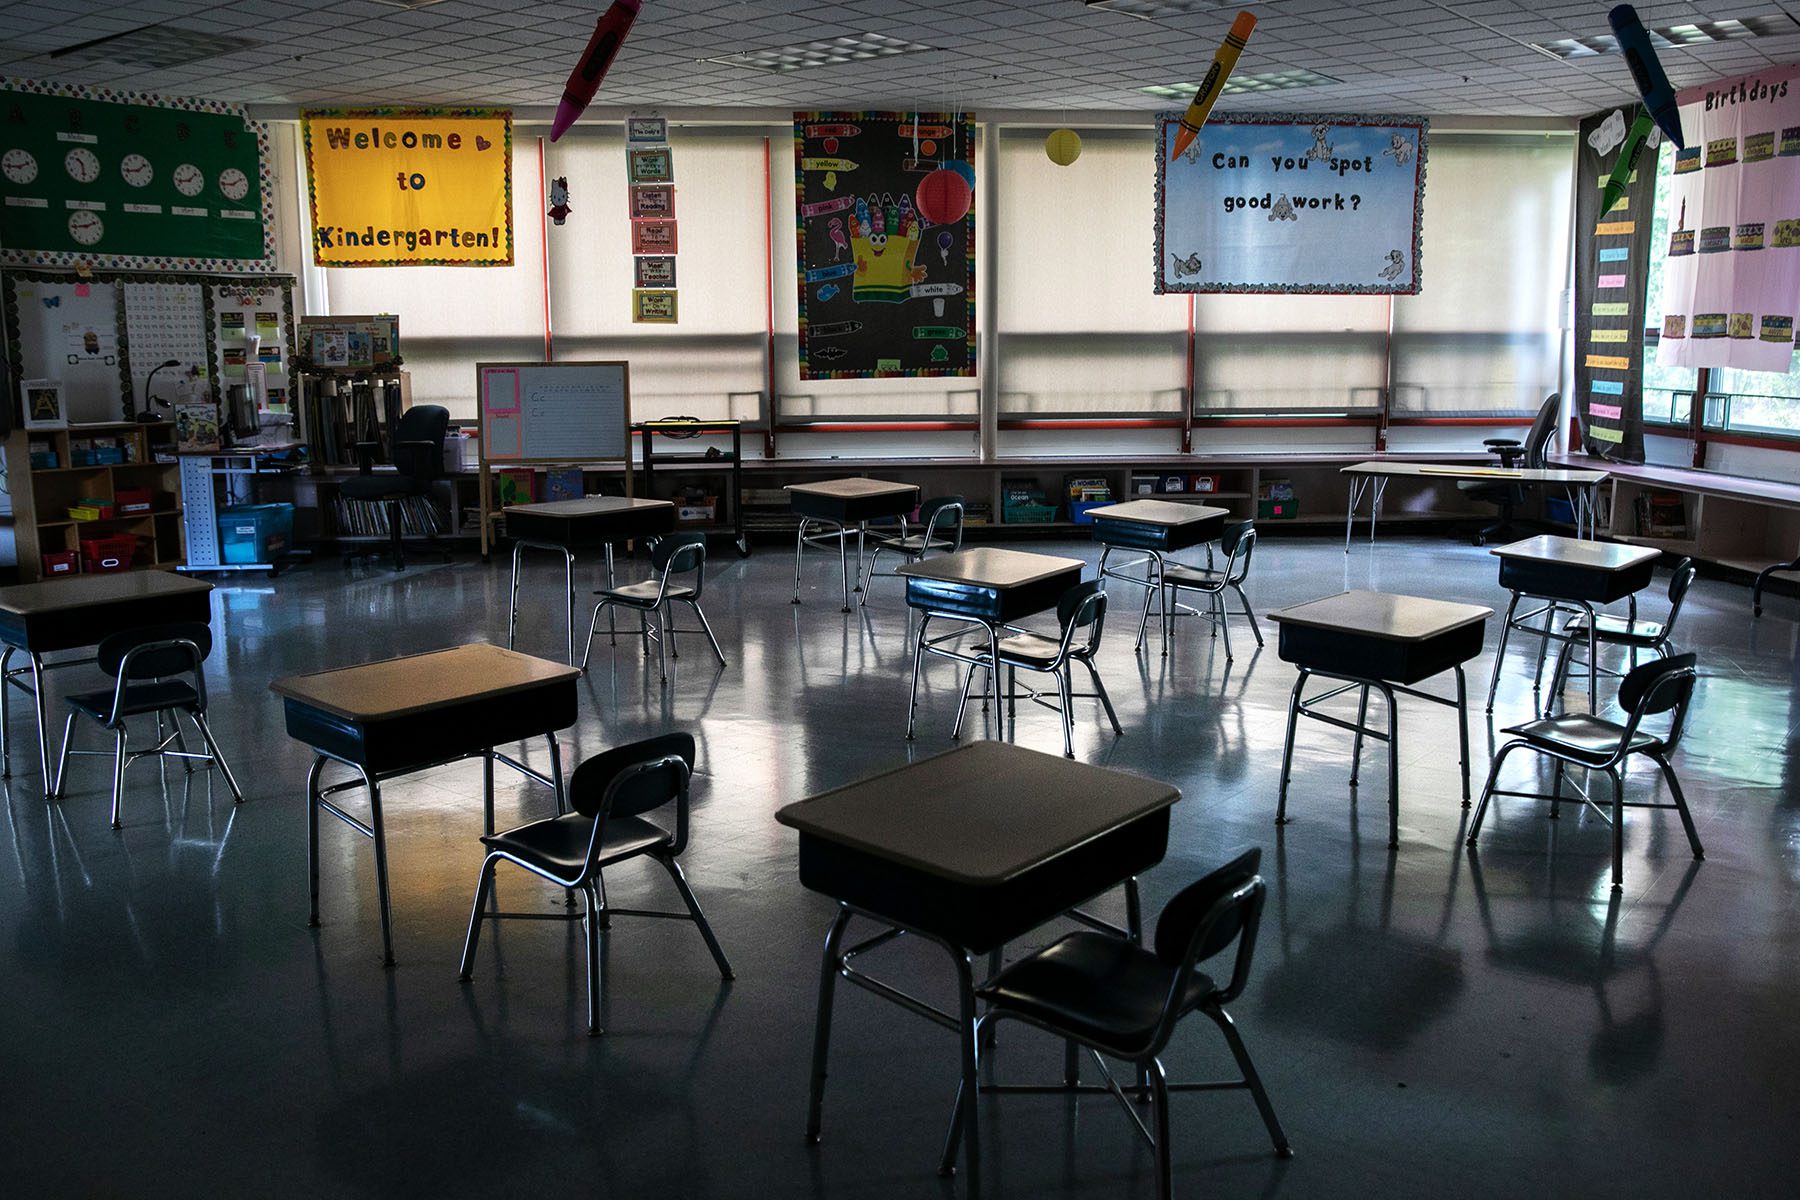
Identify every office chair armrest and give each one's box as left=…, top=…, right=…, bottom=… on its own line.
left=1482, top=437, right=1524, bottom=467
left=395, top=439, right=445, bottom=480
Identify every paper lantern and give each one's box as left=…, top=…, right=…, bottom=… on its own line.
left=947, top=160, right=975, bottom=188
left=1044, top=129, right=1082, bottom=166
left=916, top=167, right=972, bottom=226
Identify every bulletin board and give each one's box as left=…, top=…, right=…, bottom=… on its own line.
left=793, top=111, right=977, bottom=379
left=1154, top=112, right=1428, bottom=294
left=0, top=78, right=274, bottom=271
left=2, top=269, right=296, bottom=423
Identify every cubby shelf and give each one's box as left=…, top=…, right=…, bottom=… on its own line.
left=5, top=422, right=185, bottom=581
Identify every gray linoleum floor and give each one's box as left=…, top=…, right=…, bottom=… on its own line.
left=2, top=532, right=1796, bottom=1199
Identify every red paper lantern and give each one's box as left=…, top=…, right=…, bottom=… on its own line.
left=915, top=167, right=972, bottom=227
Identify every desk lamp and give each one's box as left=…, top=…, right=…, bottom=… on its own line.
left=135, top=359, right=182, bottom=423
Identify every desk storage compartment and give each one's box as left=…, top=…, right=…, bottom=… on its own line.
left=906, top=566, right=1081, bottom=624
left=505, top=501, right=675, bottom=547
left=282, top=679, right=580, bottom=776
left=220, top=503, right=295, bottom=565
left=796, top=807, right=1169, bottom=954
left=790, top=486, right=919, bottom=524
left=1091, top=510, right=1225, bottom=553
left=1278, top=619, right=1486, bottom=686
left=1499, top=556, right=1654, bottom=604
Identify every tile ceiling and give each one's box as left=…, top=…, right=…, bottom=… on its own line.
left=2, top=0, right=1800, bottom=119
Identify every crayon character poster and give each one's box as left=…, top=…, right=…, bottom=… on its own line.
left=794, top=111, right=975, bottom=380
left=1155, top=113, right=1427, bottom=294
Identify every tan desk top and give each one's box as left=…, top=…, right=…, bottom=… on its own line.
left=1490, top=535, right=1661, bottom=573
left=270, top=643, right=579, bottom=722
left=1269, top=589, right=1493, bottom=643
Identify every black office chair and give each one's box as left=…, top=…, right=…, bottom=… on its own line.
left=339, top=403, right=450, bottom=570
left=1461, top=392, right=1560, bottom=546
left=1468, top=654, right=1703, bottom=892
left=458, top=732, right=734, bottom=1036
left=1547, top=558, right=1696, bottom=713
left=859, top=495, right=965, bottom=606
left=51, top=622, right=242, bottom=829
left=581, top=533, right=727, bottom=682
left=951, top=847, right=1290, bottom=1199
left=951, top=579, right=1123, bottom=757
left=1158, top=520, right=1264, bottom=661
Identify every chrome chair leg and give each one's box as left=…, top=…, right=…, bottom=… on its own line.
left=1056, top=665, right=1075, bottom=758
left=191, top=712, right=243, bottom=803
left=685, top=599, right=728, bottom=668
left=1466, top=741, right=1525, bottom=844
left=654, top=605, right=669, bottom=683
left=506, top=540, right=524, bottom=649
left=1655, top=753, right=1705, bottom=859
left=1207, top=1007, right=1292, bottom=1155
left=169, top=709, right=195, bottom=774
left=579, top=601, right=610, bottom=674
left=791, top=517, right=809, bottom=604
left=1606, top=765, right=1626, bottom=891
left=1216, top=588, right=1235, bottom=661
left=806, top=907, right=855, bottom=1143
left=1081, top=657, right=1124, bottom=735
left=50, top=710, right=78, bottom=800
left=859, top=543, right=884, bottom=608
left=1486, top=593, right=1521, bottom=713
left=950, top=662, right=981, bottom=740
left=659, top=854, right=735, bottom=979
left=905, top=615, right=931, bottom=740
left=457, top=853, right=501, bottom=979
left=1234, top=582, right=1264, bottom=647
left=1275, top=671, right=1306, bottom=824
left=109, top=725, right=128, bottom=829
left=1150, top=1057, right=1173, bottom=1200
left=583, top=880, right=605, bottom=1035
left=1348, top=686, right=1370, bottom=788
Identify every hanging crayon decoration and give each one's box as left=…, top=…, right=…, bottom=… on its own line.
left=1607, top=6, right=1685, bottom=149
left=1599, top=107, right=1653, bottom=216
left=1044, top=128, right=1082, bottom=166
left=548, top=176, right=572, bottom=225
left=916, top=166, right=972, bottom=226
left=1170, top=11, right=1258, bottom=161
left=550, top=0, right=643, bottom=142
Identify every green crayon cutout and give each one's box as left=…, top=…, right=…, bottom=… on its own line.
left=1600, top=109, right=1654, bottom=218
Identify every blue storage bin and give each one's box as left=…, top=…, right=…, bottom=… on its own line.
left=220, top=503, right=294, bottom=564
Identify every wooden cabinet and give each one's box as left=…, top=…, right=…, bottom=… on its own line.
left=5, top=422, right=185, bottom=581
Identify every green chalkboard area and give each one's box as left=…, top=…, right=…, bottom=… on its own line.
left=794, top=111, right=976, bottom=380
left=0, top=84, right=269, bottom=268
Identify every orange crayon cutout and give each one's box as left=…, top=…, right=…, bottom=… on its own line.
left=1170, top=11, right=1257, bottom=161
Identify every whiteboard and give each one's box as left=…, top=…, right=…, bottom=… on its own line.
left=476, top=361, right=630, bottom=463
left=10, top=277, right=127, bottom=422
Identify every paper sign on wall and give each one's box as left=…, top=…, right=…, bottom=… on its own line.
left=302, top=108, right=513, bottom=267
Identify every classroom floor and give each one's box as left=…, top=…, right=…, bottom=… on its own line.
left=1, top=533, right=1795, bottom=1199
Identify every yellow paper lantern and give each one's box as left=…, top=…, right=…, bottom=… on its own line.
left=1044, top=128, right=1082, bottom=166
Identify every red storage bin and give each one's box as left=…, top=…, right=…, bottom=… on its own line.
left=80, top=533, right=138, bottom=574
left=115, top=487, right=154, bottom=515
left=41, top=550, right=80, bottom=577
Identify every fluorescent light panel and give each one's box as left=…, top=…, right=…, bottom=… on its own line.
left=52, top=25, right=260, bottom=69
left=704, top=33, right=935, bottom=73
left=1533, top=15, right=1797, bottom=59
left=1140, top=68, right=1339, bottom=98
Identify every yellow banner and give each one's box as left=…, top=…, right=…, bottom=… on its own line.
left=302, top=109, right=512, bottom=267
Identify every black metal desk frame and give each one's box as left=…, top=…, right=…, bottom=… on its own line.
left=1090, top=501, right=1227, bottom=656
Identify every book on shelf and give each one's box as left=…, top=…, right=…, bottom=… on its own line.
left=1635, top=490, right=1688, bottom=538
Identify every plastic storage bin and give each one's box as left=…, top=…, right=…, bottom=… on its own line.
left=220, top=502, right=295, bottom=565
left=41, top=550, right=79, bottom=576
left=80, top=534, right=138, bottom=573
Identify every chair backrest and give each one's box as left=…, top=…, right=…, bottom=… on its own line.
left=652, top=532, right=706, bottom=574
left=1220, top=520, right=1257, bottom=585
left=1150, top=847, right=1267, bottom=1043
left=1618, top=652, right=1698, bottom=749
left=1056, top=579, right=1107, bottom=657
left=1660, top=557, right=1697, bottom=640
left=392, top=404, right=449, bottom=480
left=1522, top=393, right=1560, bottom=470
left=920, top=496, right=965, bottom=548
left=568, top=731, right=696, bottom=820
left=97, top=622, right=212, bottom=680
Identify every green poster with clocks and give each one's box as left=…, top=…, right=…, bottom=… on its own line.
left=0, top=80, right=272, bottom=271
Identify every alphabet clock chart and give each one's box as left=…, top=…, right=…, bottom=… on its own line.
left=1154, top=112, right=1427, bottom=295
left=0, top=79, right=273, bottom=271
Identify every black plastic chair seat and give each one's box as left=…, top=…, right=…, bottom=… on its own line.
left=874, top=532, right=953, bottom=553
left=977, top=931, right=1217, bottom=1059
left=599, top=580, right=696, bottom=606
left=1563, top=614, right=1665, bottom=645
left=990, top=631, right=1063, bottom=669
left=1162, top=564, right=1228, bottom=588
left=480, top=812, right=673, bottom=878
left=67, top=680, right=200, bottom=721
left=1502, top=714, right=1661, bottom=763
left=339, top=475, right=421, bottom=502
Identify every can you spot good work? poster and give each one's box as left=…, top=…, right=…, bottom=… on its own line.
left=1155, top=114, right=1427, bottom=294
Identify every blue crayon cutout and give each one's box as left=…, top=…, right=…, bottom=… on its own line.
left=1609, top=6, right=1686, bottom=149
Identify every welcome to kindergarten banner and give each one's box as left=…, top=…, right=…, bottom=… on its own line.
left=1657, top=63, right=1800, bottom=372
left=302, top=108, right=512, bottom=267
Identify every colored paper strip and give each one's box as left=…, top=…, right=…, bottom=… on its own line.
left=1590, top=328, right=1630, bottom=343
left=1586, top=355, right=1630, bottom=370
left=1595, top=221, right=1635, bottom=235
left=1598, top=248, right=1630, bottom=262
left=1598, top=273, right=1627, bottom=288
left=1591, top=379, right=1625, bottom=394
left=1589, top=402, right=1623, bottom=420
left=1590, top=426, right=1624, bottom=443
left=1591, top=302, right=1630, bottom=317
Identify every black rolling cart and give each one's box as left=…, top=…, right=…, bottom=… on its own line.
left=635, top=420, right=749, bottom=557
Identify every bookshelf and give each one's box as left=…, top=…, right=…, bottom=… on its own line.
left=5, top=422, right=185, bottom=581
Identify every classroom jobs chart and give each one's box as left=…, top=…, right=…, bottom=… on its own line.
left=794, top=111, right=976, bottom=380
left=1155, top=114, right=1428, bottom=295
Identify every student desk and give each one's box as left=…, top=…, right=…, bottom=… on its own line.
left=1270, top=590, right=1490, bottom=848
left=1484, top=535, right=1660, bottom=715
left=787, top=478, right=921, bottom=611
left=777, top=741, right=1179, bottom=1197
left=898, top=548, right=1085, bottom=740
left=0, top=572, right=214, bottom=795
left=1341, top=461, right=1609, bottom=550
left=503, top=497, right=676, bottom=665
left=270, top=643, right=579, bottom=965
left=1088, top=499, right=1229, bottom=652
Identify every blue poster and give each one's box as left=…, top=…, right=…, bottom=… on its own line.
left=1155, top=113, right=1428, bottom=295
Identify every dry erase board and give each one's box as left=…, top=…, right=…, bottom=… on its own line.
left=476, top=361, right=630, bottom=463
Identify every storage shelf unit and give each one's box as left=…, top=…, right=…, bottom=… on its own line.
left=636, top=420, right=747, bottom=555
left=4, top=422, right=185, bottom=581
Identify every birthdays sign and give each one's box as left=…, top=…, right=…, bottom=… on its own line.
left=302, top=108, right=512, bottom=267
left=1155, top=113, right=1427, bottom=294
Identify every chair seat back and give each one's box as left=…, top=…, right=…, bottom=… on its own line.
left=568, top=731, right=697, bottom=820
left=98, top=622, right=212, bottom=679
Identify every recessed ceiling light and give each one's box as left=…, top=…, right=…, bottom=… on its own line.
left=1140, top=68, right=1339, bottom=98
left=703, top=33, right=935, bottom=73
left=50, top=24, right=259, bottom=69
left=1532, top=14, right=1796, bottom=59
left=1085, top=0, right=1214, bottom=19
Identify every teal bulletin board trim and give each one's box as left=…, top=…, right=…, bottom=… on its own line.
left=0, top=77, right=275, bottom=272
